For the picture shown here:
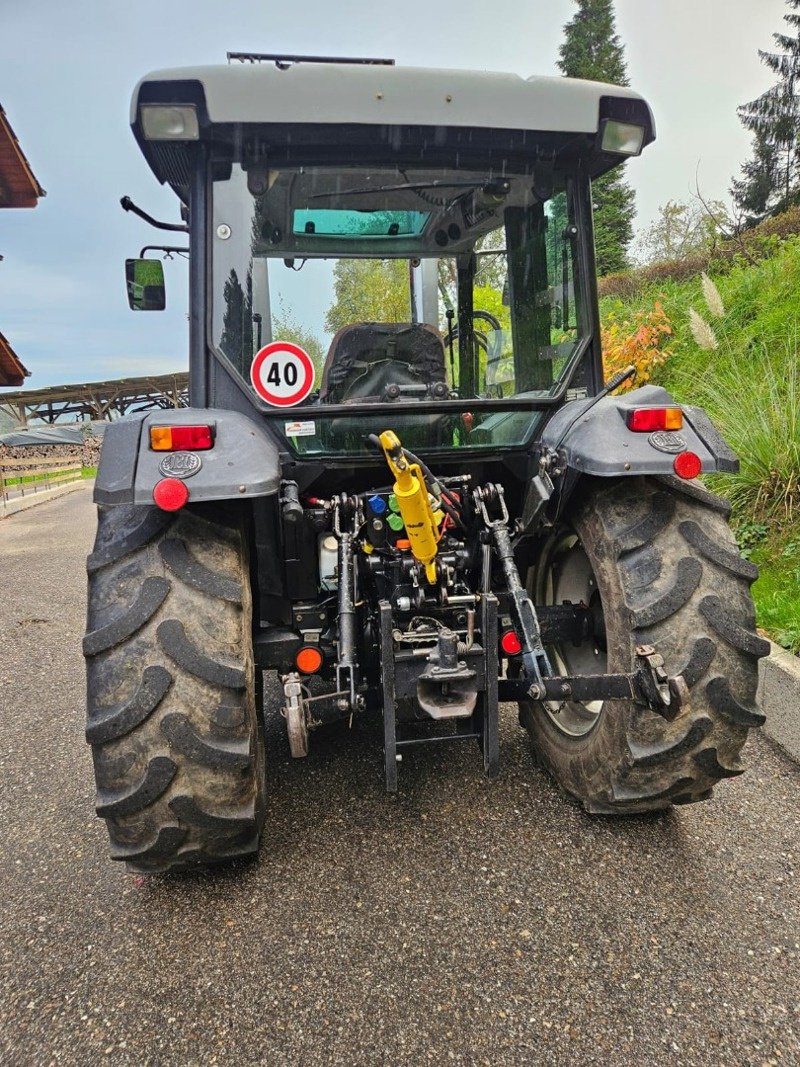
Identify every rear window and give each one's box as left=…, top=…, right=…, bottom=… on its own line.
left=293, top=209, right=430, bottom=238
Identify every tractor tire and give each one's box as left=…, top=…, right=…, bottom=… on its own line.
left=83, top=504, right=265, bottom=872
left=520, top=475, right=769, bottom=813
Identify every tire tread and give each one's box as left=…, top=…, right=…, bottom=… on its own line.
left=84, top=504, right=264, bottom=873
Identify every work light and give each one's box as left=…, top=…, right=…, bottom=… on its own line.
left=140, top=104, right=199, bottom=141
left=600, top=119, right=645, bottom=156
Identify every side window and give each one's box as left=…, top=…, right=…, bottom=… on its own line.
left=438, top=188, right=582, bottom=400
left=544, top=192, right=580, bottom=361
left=504, top=188, right=580, bottom=393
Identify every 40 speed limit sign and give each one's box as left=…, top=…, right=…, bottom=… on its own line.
left=250, top=341, right=316, bottom=407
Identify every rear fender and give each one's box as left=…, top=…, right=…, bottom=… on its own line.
left=540, top=384, right=738, bottom=477
left=94, top=408, right=281, bottom=505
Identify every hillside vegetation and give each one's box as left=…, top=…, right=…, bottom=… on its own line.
left=599, top=218, right=800, bottom=651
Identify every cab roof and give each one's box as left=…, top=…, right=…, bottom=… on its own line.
left=131, top=59, right=655, bottom=190
left=133, top=61, right=653, bottom=132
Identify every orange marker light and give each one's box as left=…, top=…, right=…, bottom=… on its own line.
left=295, top=645, right=323, bottom=674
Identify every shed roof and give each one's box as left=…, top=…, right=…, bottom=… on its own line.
left=0, top=104, right=45, bottom=208
left=0, top=331, right=30, bottom=387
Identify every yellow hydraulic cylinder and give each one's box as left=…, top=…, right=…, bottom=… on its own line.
left=379, top=430, right=439, bottom=584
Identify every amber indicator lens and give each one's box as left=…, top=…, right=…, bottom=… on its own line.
left=150, top=425, right=214, bottom=451
left=627, top=408, right=683, bottom=432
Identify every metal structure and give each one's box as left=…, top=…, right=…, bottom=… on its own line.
left=227, top=52, right=394, bottom=66
left=0, top=371, right=188, bottom=426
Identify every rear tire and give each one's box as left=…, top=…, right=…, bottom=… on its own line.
left=84, top=504, right=265, bottom=872
left=520, top=476, right=769, bottom=813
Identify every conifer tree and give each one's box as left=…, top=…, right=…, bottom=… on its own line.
left=557, top=0, right=635, bottom=275
left=733, top=0, right=800, bottom=223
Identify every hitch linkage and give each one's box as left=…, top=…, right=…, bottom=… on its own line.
left=498, top=645, right=688, bottom=720
left=476, top=485, right=687, bottom=721
left=333, top=498, right=360, bottom=710
left=474, top=485, right=552, bottom=691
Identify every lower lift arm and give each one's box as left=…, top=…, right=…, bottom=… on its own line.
left=475, top=483, right=687, bottom=720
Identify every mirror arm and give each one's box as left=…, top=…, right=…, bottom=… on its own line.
left=121, top=196, right=189, bottom=233
left=138, top=245, right=190, bottom=259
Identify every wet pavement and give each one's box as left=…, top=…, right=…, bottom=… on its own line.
left=1, top=489, right=798, bottom=1066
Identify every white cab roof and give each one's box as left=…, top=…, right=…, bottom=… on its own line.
left=132, top=62, right=653, bottom=135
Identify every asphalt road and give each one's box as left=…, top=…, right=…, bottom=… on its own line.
left=1, top=489, right=799, bottom=1066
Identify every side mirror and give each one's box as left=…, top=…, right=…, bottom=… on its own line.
left=125, top=258, right=166, bottom=311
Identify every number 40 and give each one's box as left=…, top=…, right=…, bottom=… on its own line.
left=266, top=361, right=298, bottom=387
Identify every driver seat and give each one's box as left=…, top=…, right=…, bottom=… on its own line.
left=319, top=322, right=448, bottom=404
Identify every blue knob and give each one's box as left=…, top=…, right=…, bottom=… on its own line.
left=368, top=494, right=387, bottom=515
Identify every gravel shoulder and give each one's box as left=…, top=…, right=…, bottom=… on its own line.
left=1, top=488, right=798, bottom=1066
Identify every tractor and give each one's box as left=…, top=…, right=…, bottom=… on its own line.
left=84, top=55, right=768, bottom=872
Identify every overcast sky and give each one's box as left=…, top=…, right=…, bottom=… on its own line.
left=0, top=0, right=788, bottom=389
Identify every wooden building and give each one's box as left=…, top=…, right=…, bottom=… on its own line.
left=0, top=103, right=44, bottom=386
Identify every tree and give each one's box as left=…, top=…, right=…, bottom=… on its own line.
left=733, top=0, right=800, bottom=223
left=324, top=259, right=410, bottom=334
left=557, top=0, right=636, bottom=275
left=639, top=198, right=732, bottom=264
left=732, top=132, right=782, bottom=223
left=272, top=305, right=325, bottom=375
left=219, top=268, right=252, bottom=377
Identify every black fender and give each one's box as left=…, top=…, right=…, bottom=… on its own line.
left=94, top=408, right=281, bottom=505
left=540, top=384, right=738, bottom=477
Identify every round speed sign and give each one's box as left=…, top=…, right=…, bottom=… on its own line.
left=250, top=341, right=316, bottom=407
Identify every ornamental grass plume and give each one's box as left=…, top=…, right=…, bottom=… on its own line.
left=695, top=340, right=800, bottom=524
left=688, top=307, right=718, bottom=351
left=701, top=272, right=726, bottom=318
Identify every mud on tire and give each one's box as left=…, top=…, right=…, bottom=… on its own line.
left=521, top=475, right=770, bottom=813
left=84, top=504, right=265, bottom=872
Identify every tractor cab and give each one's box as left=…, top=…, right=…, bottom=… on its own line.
left=129, top=56, right=654, bottom=458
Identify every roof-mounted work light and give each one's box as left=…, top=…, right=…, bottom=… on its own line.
left=140, top=104, right=199, bottom=141
left=599, top=119, right=645, bottom=157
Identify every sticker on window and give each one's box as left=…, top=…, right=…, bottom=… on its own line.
left=284, top=419, right=316, bottom=438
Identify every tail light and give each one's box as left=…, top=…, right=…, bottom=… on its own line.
left=150, top=425, right=214, bottom=451
left=627, top=408, right=683, bottom=432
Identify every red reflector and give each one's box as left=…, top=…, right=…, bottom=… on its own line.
left=295, top=645, right=323, bottom=674
left=673, top=451, right=702, bottom=480
left=500, top=630, right=522, bottom=656
left=153, top=477, right=190, bottom=511
left=628, top=408, right=683, bottom=432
